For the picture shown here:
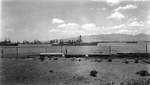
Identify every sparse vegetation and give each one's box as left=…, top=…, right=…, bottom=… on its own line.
left=107, top=59, right=112, bottom=62
left=1, top=57, right=150, bottom=85
left=49, top=70, right=54, bottom=73
left=97, top=78, right=150, bottom=85
left=39, top=56, right=44, bottom=61
left=120, top=78, right=150, bottom=85
left=95, top=59, right=102, bottom=62
left=134, top=59, right=139, bottom=63
left=53, top=57, right=58, bottom=60
left=90, top=70, right=98, bottom=77
left=136, top=70, right=150, bottom=76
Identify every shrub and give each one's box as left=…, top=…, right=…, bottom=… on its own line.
left=107, top=58, right=112, bottom=62
left=136, top=70, right=149, bottom=76
left=90, top=70, right=98, bottom=77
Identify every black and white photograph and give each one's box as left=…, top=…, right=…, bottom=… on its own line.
left=1, top=0, right=150, bottom=85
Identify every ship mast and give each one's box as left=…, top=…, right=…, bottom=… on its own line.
left=78, top=35, right=82, bottom=43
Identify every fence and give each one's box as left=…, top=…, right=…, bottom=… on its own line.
left=1, top=43, right=149, bottom=58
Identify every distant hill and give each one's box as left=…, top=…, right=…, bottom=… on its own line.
left=66, top=33, right=150, bottom=42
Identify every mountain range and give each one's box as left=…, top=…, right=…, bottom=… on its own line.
left=66, top=33, right=150, bottom=42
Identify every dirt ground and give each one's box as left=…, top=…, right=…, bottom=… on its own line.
left=0, top=57, right=150, bottom=85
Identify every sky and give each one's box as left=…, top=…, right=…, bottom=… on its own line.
left=1, top=0, right=150, bottom=41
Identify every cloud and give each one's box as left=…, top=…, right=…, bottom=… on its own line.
left=114, top=4, right=137, bottom=12
left=50, top=22, right=102, bottom=37
left=57, top=24, right=67, bottom=28
left=107, top=11, right=125, bottom=20
left=114, top=29, right=140, bottom=35
left=102, top=8, right=107, bottom=11
left=107, top=4, right=137, bottom=21
left=91, top=0, right=120, bottom=5
left=115, top=29, right=129, bottom=34
left=146, top=20, right=150, bottom=24
left=48, top=29, right=60, bottom=33
left=110, top=17, right=146, bottom=35
left=49, top=16, right=147, bottom=39
left=81, top=23, right=97, bottom=31
left=52, top=23, right=84, bottom=36
left=52, top=18, right=64, bottom=24
left=122, top=18, right=144, bottom=27
left=112, top=25, right=144, bottom=35
left=128, top=21, right=144, bottom=26
left=146, top=15, right=150, bottom=24
left=134, top=0, right=147, bottom=1
left=105, top=0, right=120, bottom=5
left=89, top=7, right=107, bottom=11
left=51, top=21, right=142, bottom=37
left=112, top=24, right=126, bottom=29
left=126, top=17, right=144, bottom=27
left=57, top=23, right=80, bottom=28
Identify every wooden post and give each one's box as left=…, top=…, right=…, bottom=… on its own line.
left=1, top=49, right=3, bottom=58
left=109, top=46, right=111, bottom=55
left=61, top=45, right=62, bottom=53
left=16, top=46, right=18, bottom=57
left=60, top=44, right=63, bottom=53
left=65, top=48, right=67, bottom=55
left=45, top=47, right=47, bottom=53
left=146, top=43, right=148, bottom=54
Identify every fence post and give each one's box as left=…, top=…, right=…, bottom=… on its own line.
left=16, top=46, right=18, bottom=57
left=1, top=48, right=3, bottom=58
left=45, top=47, right=47, bottom=53
left=109, top=46, right=111, bottom=55
left=146, top=43, right=148, bottom=53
